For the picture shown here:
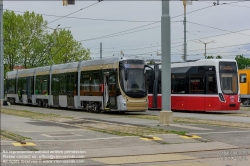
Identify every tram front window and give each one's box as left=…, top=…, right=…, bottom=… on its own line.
left=219, top=62, right=238, bottom=95
left=119, top=62, right=147, bottom=98
left=220, top=73, right=238, bottom=94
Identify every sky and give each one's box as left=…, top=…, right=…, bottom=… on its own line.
left=3, top=0, right=250, bottom=62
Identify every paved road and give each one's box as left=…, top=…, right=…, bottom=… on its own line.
left=1, top=105, right=250, bottom=166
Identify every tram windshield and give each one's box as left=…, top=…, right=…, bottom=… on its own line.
left=219, top=62, right=238, bottom=94
left=119, top=60, right=147, bottom=98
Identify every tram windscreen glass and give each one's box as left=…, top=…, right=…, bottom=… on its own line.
left=219, top=62, right=238, bottom=94
left=119, top=60, right=147, bottom=97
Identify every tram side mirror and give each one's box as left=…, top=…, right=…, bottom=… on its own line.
left=144, top=65, right=154, bottom=79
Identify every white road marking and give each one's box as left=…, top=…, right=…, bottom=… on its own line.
left=191, top=130, right=250, bottom=135
left=169, top=124, right=213, bottom=130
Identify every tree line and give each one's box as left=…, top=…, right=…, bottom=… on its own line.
left=4, top=10, right=91, bottom=75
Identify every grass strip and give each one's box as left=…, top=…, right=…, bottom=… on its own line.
left=0, top=129, right=31, bottom=141
left=0, top=108, right=74, bottom=121
left=1, top=108, right=186, bottom=137
left=124, top=114, right=250, bottom=128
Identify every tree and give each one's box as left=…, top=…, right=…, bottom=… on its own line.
left=235, top=54, right=250, bottom=69
left=206, top=55, right=222, bottom=59
left=47, top=29, right=91, bottom=65
left=148, top=60, right=155, bottom=65
left=3, top=10, right=21, bottom=72
left=4, top=10, right=90, bottom=72
left=206, top=55, right=214, bottom=59
left=216, top=55, right=222, bottom=59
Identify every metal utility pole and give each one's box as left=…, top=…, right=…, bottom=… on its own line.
left=160, top=0, right=172, bottom=124
left=183, top=0, right=192, bottom=62
left=0, top=0, right=4, bottom=102
left=197, top=40, right=215, bottom=59
left=100, top=42, right=102, bottom=59
left=183, top=0, right=187, bottom=62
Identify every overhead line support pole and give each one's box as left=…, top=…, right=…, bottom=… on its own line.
left=100, top=42, right=102, bottom=59
left=183, top=0, right=187, bottom=62
left=160, top=0, right=173, bottom=125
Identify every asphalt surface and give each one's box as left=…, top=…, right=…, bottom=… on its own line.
left=1, top=105, right=250, bottom=166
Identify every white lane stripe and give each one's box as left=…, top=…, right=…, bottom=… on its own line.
left=169, top=124, right=213, bottom=130
left=191, top=130, right=250, bottom=135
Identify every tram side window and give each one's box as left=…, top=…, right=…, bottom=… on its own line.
left=108, top=72, right=116, bottom=92
left=66, top=73, right=76, bottom=94
left=81, top=73, right=90, bottom=92
left=189, top=74, right=204, bottom=94
left=91, top=72, right=101, bottom=92
left=172, top=74, right=186, bottom=94
left=52, top=75, right=60, bottom=95
left=35, top=75, right=49, bottom=95
left=240, top=74, right=247, bottom=83
left=207, top=74, right=217, bottom=94
left=6, top=79, right=16, bottom=94
left=59, top=74, right=67, bottom=95
left=17, top=78, right=27, bottom=95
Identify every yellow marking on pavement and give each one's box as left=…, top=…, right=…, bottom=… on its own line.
left=158, top=162, right=211, bottom=166
left=140, top=136, right=162, bottom=141
left=180, top=135, right=201, bottom=139
left=12, top=142, right=36, bottom=146
left=91, top=154, right=195, bottom=165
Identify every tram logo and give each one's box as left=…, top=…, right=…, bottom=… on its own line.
left=230, top=96, right=235, bottom=102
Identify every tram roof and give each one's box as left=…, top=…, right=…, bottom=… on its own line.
left=145, top=58, right=237, bottom=69
left=6, top=56, right=147, bottom=76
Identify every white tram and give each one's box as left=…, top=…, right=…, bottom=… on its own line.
left=5, top=57, right=148, bottom=112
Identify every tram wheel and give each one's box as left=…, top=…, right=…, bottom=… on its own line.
left=38, top=100, right=43, bottom=107
left=10, top=98, right=15, bottom=105
left=43, top=100, right=48, bottom=108
left=243, top=99, right=250, bottom=106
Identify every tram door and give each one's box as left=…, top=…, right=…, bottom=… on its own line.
left=103, top=72, right=110, bottom=110
left=51, top=76, right=60, bottom=106
left=103, top=71, right=117, bottom=110
left=67, top=73, right=76, bottom=107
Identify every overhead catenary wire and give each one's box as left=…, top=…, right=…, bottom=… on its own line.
left=5, top=1, right=250, bottom=55
left=3, top=9, right=158, bottom=23
left=187, top=21, right=250, bottom=37
left=101, top=28, right=250, bottom=53
left=171, top=42, right=250, bottom=54
left=47, top=1, right=101, bottom=25
left=77, top=5, right=215, bottom=42
left=5, top=3, right=247, bottom=44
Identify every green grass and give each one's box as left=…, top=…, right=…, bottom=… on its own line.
left=1, top=108, right=74, bottom=120
left=0, top=130, right=31, bottom=141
